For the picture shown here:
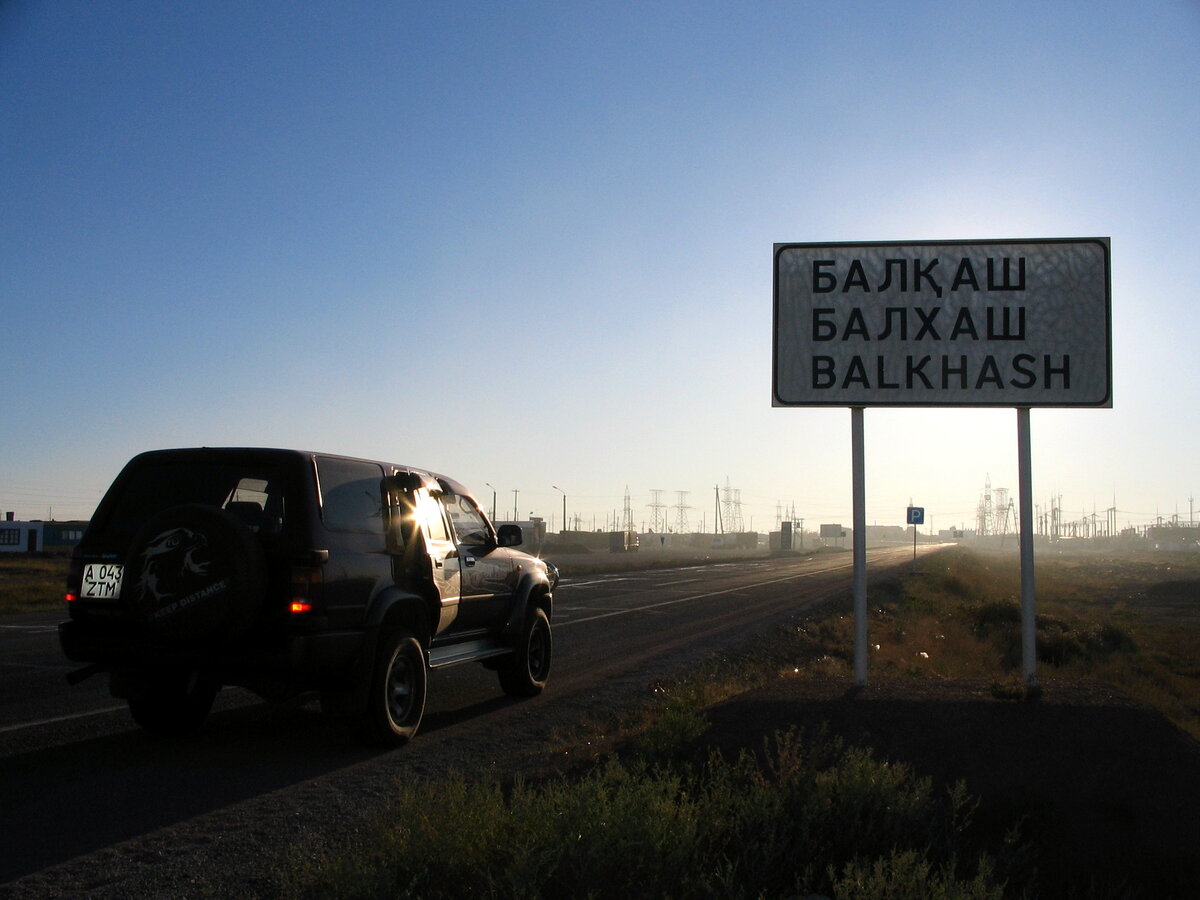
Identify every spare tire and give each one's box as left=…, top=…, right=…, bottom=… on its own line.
left=122, top=504, right=267, bottom=643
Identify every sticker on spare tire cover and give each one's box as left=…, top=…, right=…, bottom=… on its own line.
left=132, top=526, right=230, bottom=621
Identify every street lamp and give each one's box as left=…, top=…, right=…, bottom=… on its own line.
left=485, top=483, right=497, bottom=523
left=552, top=485, right=566, bottom=534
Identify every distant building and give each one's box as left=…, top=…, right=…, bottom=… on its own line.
left=0, top=514, right=87, bottom=554
left=864, top=525, right=908, bottom=545
left=1145, top=524, right=1200, bottom=551
left=42, top=521, right=88, bottom=553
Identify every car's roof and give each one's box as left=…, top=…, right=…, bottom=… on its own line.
left=127, top=447, right=474, bottom=498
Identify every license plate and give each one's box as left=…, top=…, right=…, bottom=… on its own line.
left=81, top=563, right=124, bottom=600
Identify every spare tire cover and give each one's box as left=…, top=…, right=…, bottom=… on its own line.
left=122, top=504, right=267, bottom=642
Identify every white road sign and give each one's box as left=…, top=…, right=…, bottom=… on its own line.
left=773, top=238, right=1111, bottom=407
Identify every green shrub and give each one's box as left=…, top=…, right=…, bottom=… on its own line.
left=967, top=600, right=1139, bottom=673
left=989, top=677, right=1042, bottom=703
left=1093, top=622, right=1137, bottom=654
left=941, top=573, right=972, bottom=599
left=829, top=850, right=1004, bottom=900
left=289, top=728, right=1001, bottom=900
left=970, top=600, right=1021, bottom=637
left=633, top=702, right=710, bottom=764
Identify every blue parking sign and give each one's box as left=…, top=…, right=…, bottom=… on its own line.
left=907, top=506, right=925, bottom=525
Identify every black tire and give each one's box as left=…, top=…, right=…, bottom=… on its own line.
left=498, top=606, right=552, bottom=697
left=128, top=669, right=219, bottom=738
left=356, top=629, right=427, bottom=747
left=122, top=504, right=266, bottom=643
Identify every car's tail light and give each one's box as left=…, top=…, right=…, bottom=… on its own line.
left=289, top=565, right=323, bottom=614
left=65, top=558, right=83, bottom=603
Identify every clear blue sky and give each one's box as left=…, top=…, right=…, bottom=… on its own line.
left=3, top=1, right=1198, bottom=533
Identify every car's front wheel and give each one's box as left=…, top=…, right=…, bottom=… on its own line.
left=357, top=629, right=427, bottom=747
left=498, top=606, right=552, bottom=697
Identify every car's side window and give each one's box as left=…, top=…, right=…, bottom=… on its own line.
left=441, top=494, right=491, bottom=546
left=419, top=491, right=451, bottom=542
left=316, top=457, right=385, bottom=534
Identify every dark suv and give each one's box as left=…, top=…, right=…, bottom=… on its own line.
left=59, top=448, right=556, bottom=746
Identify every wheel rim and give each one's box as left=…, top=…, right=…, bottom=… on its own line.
left=387, top=649, right=416, bottom=724
left=528, top=621, right=548, bottom=679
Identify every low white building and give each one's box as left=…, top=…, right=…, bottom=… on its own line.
left=0, top=517, right=42, bottom=553
left=0, top=516, right=87, bottom=553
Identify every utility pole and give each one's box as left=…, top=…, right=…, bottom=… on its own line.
left=552, top=485, right=566, bottom=534
left=511, top=489, right=519, bottom=523
left=485, top=483, right=497, bottom=523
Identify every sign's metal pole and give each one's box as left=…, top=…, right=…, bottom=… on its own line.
left=1017, top=407, right=1037, bottom=685
left=852, top=407, right=868, bottom=686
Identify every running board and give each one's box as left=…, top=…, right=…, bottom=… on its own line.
left=428, top=639, right=512, bottom=669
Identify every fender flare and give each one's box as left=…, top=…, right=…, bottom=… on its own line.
left=501, top=570, right=553, bottom=642
left=364, top=587, right=434, bottom=641
left=336, top=589, right=432, bottom=715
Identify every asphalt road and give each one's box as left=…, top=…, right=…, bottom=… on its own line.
left=0, top=547, right=922, bottom=890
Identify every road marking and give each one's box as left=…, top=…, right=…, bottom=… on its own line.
left=558, top=577, right=633, bottom=588
left=0, top=705, right=128, bottom=735
left=554, top=605, right=623, bottom=615
left=0, top=662, right=70, bottom=672
left=0, top=625, right=59, bottom=634
left=557, top=562, right=853, bottom=628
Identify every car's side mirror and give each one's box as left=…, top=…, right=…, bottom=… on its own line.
left=497, top=523, right=523, bottom=547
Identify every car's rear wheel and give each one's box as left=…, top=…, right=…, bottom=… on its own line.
left=498, top=606, right=552, bottom=697
left=356, top=629, right=427, bottom=747
left=128, top=669, right=219, bottom=738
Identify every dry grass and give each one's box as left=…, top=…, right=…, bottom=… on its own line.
left=561, top=545, right=1200, bottom=748
left=0, top=556, right=68, bottom=616
left=850, top=546, right=1200, bottom=740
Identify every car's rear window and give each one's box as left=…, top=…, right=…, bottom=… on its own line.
left=100, top=461, right=287, bottom=540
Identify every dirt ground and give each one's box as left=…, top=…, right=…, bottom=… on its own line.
left=693, top=674, right=1200, bottom=898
